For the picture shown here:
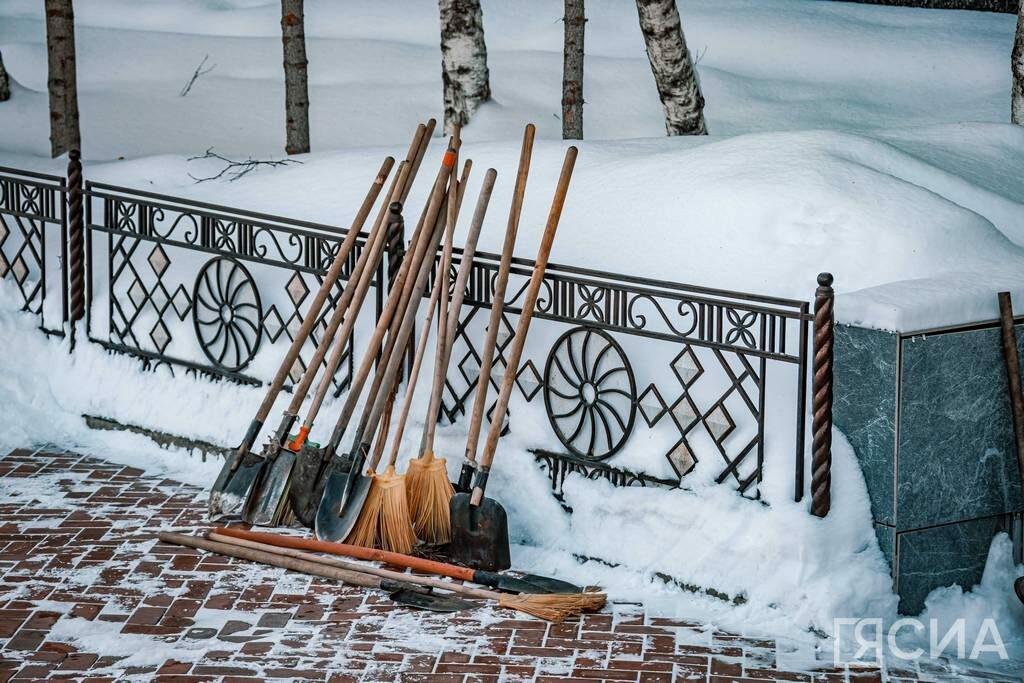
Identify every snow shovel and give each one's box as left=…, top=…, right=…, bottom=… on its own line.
left=456, top=124, right=535, bottom=494
left=288, top=147, right=463, bottom=527
left=450, top=146, right=578, bottom=572
left=241, top=124, right=436, bottom=526
left=207, top=155, right=394, bottom=520
left=159, top=532, right=475, bottom=613
left=213, top=527, right=587, bottom=596
left=316, top=162, right=468, bottom=542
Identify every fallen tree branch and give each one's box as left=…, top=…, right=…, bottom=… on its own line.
left=180, top=54, right=216, bottom=97
left=187, top=147, right=302, bottom=183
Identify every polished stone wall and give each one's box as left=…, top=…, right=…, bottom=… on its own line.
left=834, top=320, right=1024, bottom=614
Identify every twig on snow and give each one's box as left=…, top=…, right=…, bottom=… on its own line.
left=180, top=55, right=216, bottom=97
left=187, top=148, right=302, bottom=183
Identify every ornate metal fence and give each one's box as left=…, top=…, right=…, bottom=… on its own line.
left=0, top=155, right=834, bottom=510
left=0, top=166, right=68, bottom=335
left=81, top=182, right=389, bottom=390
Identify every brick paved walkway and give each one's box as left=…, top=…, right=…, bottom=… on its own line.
left=0, top=448, right=1011, bottom=682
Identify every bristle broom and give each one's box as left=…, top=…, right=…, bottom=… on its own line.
left=345, top=473, right=382, bottom=548
left=377, top=465, right=418, bottom=554
left=407, top=451, right=455, bottom=544
left=496, top=591, right=608, bottom=622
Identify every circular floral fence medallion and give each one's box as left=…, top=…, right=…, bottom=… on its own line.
left=192, top=257, right=262, bottom=372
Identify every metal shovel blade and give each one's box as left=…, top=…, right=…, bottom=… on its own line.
left=1016, top=576, right=1024, bottom=605
left=314, top=469, right=373, bottom=542
left=448, top=493, right=511, bottom=572
left=209, top=453, right=265, bottom=521
left=520, top=574, right=583, bottom=594
left=390, top=589, right=477, bottom=613
left=242, top=449, right=296, bottom=527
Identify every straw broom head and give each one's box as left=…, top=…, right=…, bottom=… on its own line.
left=377, top=465, right=418, bottom=554
left=497, top=590, right=608, bottom=622
left=407, top=452, right=454, bottom=544
left=345, top=472, right=383, bottom=548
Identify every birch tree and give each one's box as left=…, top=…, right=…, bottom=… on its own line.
left=1014, top=0, right=1023, bottom=124
left=0, top=50, right=10, bottom=102
left=45, top=0, right=81, bottom=156
left=635, top=0, right=706, bottom=136
left=562, top=0, right=585, bottom=139
left=439, top=0, right=491, bottom=134
left=281, top=0, right=310, bottom=154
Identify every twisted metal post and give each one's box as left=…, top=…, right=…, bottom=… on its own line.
left=811, top=272, right=834, bottom=517
left=66, top=150, right=85, bottom=347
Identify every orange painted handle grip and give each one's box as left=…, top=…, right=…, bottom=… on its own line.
left=287, top=425, right=310, bottom=452
left=212, top=527, right=475, bottom=582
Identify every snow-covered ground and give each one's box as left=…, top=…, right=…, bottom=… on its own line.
left=2, top=0, right=1024, bottom=675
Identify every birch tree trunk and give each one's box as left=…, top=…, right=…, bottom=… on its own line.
left=635, top=0, right=706, bottom=136
left=281, top=0, right=310, bottom=154
left=1013, top=0, right=1024, bottom=124
left=562, top=0, right=585, bottom=140
left=439, top=0, right=491, bottom=135
left=45, top=0, right=81, bottom=157
left=0, top=50, right=10, bottom=102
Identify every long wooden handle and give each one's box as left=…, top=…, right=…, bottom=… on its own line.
left=208, top=532, right=501, bottom=601
left=421, top=168, right=497, bottom=457
left=213, top=526, right=476, bottom=582
left=464, top=125, right=535, bottom=467
left=998, top=292, right=1024, bottom=486
left=235, top=156, right=393, bottom=456
left=472, top=146, right=578, bottom=505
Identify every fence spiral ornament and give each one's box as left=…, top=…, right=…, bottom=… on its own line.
left=544, top=326, right=636, bottom=460
left=192, top=257, right=262, bottom=372
left=67, top=150, right=85, bottom=326
left=810, top=272, right=834, bottom=517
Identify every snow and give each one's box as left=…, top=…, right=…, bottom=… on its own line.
left=2, top=0, right=1024, bottom=674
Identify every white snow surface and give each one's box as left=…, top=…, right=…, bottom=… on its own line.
left=1, top=0, right=1024, bottom=671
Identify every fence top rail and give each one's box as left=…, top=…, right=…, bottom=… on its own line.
left=0, top=166, right=67, bottom=186
left=84, top=181, right=358, bottom=238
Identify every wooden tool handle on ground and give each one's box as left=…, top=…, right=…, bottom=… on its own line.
left=463, top=125, right=535, bottom=467
left=472, top=146, right=578, bottom=505
left=213, top=526, right=477, bottom=582
left=420, top=168, right=497, bottom=457
left=998, top=292, right=1024, bottom=485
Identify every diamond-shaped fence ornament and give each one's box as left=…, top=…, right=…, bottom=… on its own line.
left=667, top=440, right=697, bottom=477
left=289, top=358, right=305, bottom=384
left=262, top=306, right=285, bottom=342
left=11, top=255, right=28, bottom=285
left=286, top=272, right=309, bottom=306
left=495, top=316, right=515, bottom=349
left=128, top=278, right=147, bottom=309
left=150, top=286, right=169, bottom=311
left=0, top=218, right=8, bottom=245
left=150, top=320, right=171, bottom=353
left=515, top=360, right=542, bottom=402
left=171, top=285, right=191, bottom=320
left=0, top=254, right=8, bottom=279
left=671, top=346, right=703, bottom=387
left=670, top=395, right=700, bottom=431
left=637, top=383, right=667, bottom=427
left=458, top=352, right=480, bottom=385
left=706, top=405, right=736, bottom=441
left=148, top=244, right=169, bottom=277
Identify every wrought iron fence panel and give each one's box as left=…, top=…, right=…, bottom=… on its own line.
left=0, top=167, right=68, bottom=335
left=83, top=182, right=386, bottom=390
left=437, top=248, right=811, bottom=500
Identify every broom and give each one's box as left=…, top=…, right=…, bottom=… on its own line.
left=406, top=167, right=497, bottom=543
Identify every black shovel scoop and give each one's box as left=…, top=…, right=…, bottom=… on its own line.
left=1016, top=576, right=1024, bottom=605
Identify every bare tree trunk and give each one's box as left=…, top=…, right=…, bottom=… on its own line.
left=0, top=50, right=10, bottom=102
left=562, top=0, right=585, bottom=140
left=1014, top=0, right=1024, bottom=124
left=439, top=0, right=491, bottom=135
left=45, top=0, right=81, bottom=157
left=281, top=0, right=310, bottom=154
left=635, top=0, right=706, bottom=136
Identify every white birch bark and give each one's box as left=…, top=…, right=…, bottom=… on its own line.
left=45, top=0, right=81, bottom=156
left=1013, top=0, right=1024, bottom=124
left=0, top=50, right=10, bottom=102
left=440, top=0, right=491, bottom=135
left=635, top=0, right=707, bottom=136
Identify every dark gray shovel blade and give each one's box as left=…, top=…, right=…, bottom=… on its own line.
left=315, top=469, right=373, bottom=541
left=390, top=589, right=477, bottom=612
left=210, top=454, right=265, bottom=521
left=289, top=447, right=353, bottom=529
left=449, top=493, right=511, bottom=572
left=242, top=449, right=295, bottom=527
left=1016, top=576, right=1024, bottom=605
left=520, top=574, right=583, bottom=594
left=480, top=572, right=552, bottom=594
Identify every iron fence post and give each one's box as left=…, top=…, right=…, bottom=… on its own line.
left=811, top=272, right=834, bottom=517
left=66, top=150, right=85, bottom=348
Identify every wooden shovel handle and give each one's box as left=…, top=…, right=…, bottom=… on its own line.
left=213, top=526, right=476, bottom=582
left=464, top=125, right=535, bottom=466
left=473, top=146, right=578, bottom=504
left=998, top=292, right=1024, bottom=484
